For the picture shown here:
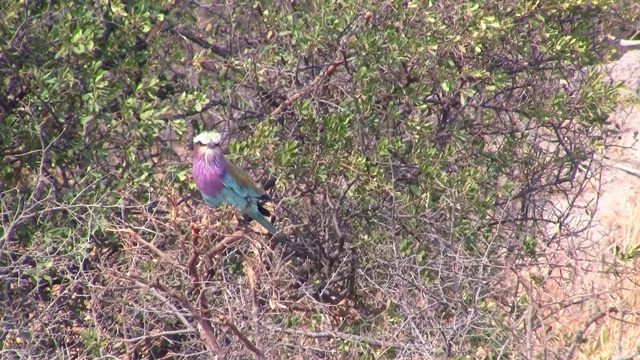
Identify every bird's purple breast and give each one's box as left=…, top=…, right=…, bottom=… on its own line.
left=192, top=153, right=226, bottom=196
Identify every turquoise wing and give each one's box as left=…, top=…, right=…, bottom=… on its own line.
left=221, top=172, right=256, bottom=210
left=219, top=168, right=284, bottom=237
left=221, top=172, right=282, bottom=236
left=200, top=170, right=261, bottom=210
left=201, top=192, right=225, bottom=207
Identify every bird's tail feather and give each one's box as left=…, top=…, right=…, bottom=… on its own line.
left=247, top=208, right=285, bottom=239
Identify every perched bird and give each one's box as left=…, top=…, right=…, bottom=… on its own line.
left=191, top=130, right=283, bottom=238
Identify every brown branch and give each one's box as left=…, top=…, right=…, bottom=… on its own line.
left=269, top=55, right=344, bottom=119
left=218, top=314, right=266, bottom=359
left=187, top=223, right=201, bottom=283
left=327, top=177, right=358, bottom=259
left=206, top=230, right=247, bottom=257
left=128, top=274, right=226, bottom=359
left=107, top=227, right=183, bottom=270
left=167, top=26, right=231, bottom=58
left=244, top=262, right=265, bottom=360
left=121, top=329, right=196, bottom=342
left=614, top=348, right=640, bottom=360
left=269, top=18, right=362, bottom=119
left=563, top=309, right=612, bottom=360
left=269, top=326, right=413, bottom=350
left=619, top=39, right=640, bottom=47
left=188, top=223, right=214, bottom=321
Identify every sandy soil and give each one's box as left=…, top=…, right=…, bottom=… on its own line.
left=537, top=50, right=640, bottom=358
left=595, top=50, right=640, bottom=237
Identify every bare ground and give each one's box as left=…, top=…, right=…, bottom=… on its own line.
left=533, top=50, right=640, bottom=359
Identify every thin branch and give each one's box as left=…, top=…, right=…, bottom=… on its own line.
left=613, top=163, right=640, bottom=178
left=218, top=314, right=266, bottom=360
left=106, top=227, right=183, bottom=270
left=244, top=263, right=265, bottom=360
left=128, top=274, right=226, bottom=359
left=269, top=326, right=414, bottom=350
left=120, top=329, right=196, bottom=343
left=269, top=16, right=362, bottom=119
left=167, top=26, right=231, bottom=58
left=613, top=348, right=640, bottom=360
left=269, top=56, right=345, bottom=119
left=563, top=310, right=610, bottom=360
left=619, top=39, right=640, bottom=47
left=187, top=223, right=201, bottom=284
left=207, top=230, right=247, bottom=256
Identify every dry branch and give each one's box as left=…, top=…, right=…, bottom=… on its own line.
left=107, top=227, right=183, bottom=269
left=269, top=16, right=363, bottom=119
left=619, top=39, right=640, bottom=47
left=269, top=326, right=416, bottom=351
left=128, top=274, right=227, bottom=359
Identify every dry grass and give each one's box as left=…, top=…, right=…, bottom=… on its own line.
left=527, top=195, right=640, bottom=359
left=572, top=198, right=640, bottom=360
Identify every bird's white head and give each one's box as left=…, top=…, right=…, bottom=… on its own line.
left=193, top=130, right=223, bottom=160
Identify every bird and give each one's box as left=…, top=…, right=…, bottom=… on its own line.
left=191, top=130, right=284, bottom=238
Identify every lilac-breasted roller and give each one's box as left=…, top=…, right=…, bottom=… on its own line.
left=191, top=130, right=283, bottom=237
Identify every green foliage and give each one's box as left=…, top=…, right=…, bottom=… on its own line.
left=614, top=243, right=640, bottom=261
left=1, top=0, right=201, bottom=356
left=0, top=0, right=636, bottom=358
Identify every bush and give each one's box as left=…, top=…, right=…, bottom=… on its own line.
left=0, top=0, right=636, bottom=358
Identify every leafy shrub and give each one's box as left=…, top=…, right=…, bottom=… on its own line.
left=0, top=0, right=635, bottom=358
